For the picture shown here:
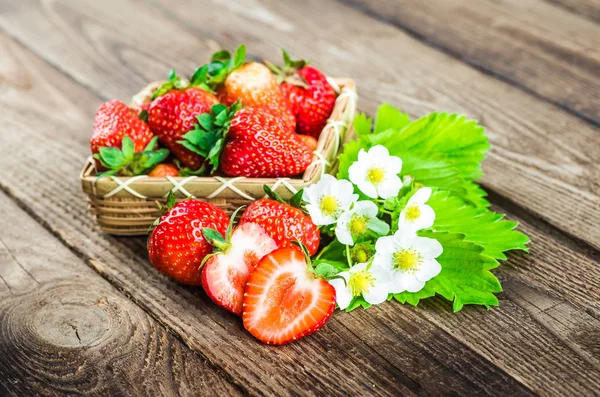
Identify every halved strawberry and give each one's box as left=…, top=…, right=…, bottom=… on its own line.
left=242, top=246, right=336, bottom=345
left=202, top=222, right=278, bottom=315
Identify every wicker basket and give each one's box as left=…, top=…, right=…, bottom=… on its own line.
left=81, top=78, right=357, bottom=236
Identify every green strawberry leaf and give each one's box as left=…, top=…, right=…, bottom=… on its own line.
left=427, top=190, right=529, bottom=264
left=393, top=231, right=502, bottom=312
left=353, top=113, right=372, bottom=138
left=387, top=111, right=490, bottom=180
left=393, top=231, right=501, bottom=312
left=373, top=103, right=411, bottom=134
left=463, top=180, right=490, bottom=208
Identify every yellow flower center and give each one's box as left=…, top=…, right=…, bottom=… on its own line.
left=393, top=249, right=422, bottom=273
left=405, top=204, right=421, bottom=222
left=319, top=195, right=339, bottom=216
left=366, top=167, right=385, bottom=185
left=348, top=269, right=375, bottom=296
left=349, top=216, right=367, bottom=235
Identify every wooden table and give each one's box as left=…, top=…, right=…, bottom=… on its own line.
left=0, top=0, right=598, bottom=395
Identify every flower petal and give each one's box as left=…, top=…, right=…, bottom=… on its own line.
left=391, top=229, right=417, bottom=249
left=363, top=284, right=389, bottom=305
left=372, top=252, right=393, bottom=270
left=377, top=174, right=402, bottom=199
left=409, top=187, right=432, bottom=205
left=353, top=200, right=378, bottom=218
left=335, top=222, right=354, bottom=245
left=382, top=155, right=403, bottom=175
left=402, top=275, right=426, bottom=293
left=415, top=259, right=442, bottom=283
left=356, top=180, right=378, bottom=198
left=413, top=204, right=435, bottom=231
left=366, top=145, right=390, bottom=160
left=375, top=235, right=397, bottom=254
left=413, top=236, right=443, bottom=259
left=328, top=278, right=353, bottom=310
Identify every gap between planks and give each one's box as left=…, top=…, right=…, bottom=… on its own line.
left=339, top=0, right=600, bottom=129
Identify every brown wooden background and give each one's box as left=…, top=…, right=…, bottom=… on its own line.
left=0, top=0, right=599, bottom=396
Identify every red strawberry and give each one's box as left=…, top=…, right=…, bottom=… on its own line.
left=218, top=62, right=296, bottom=133
left=202, top=222, right=278, bottom=315
left=148, top=163, right=179, bottom=177
left=242, top=246, right=336, bottom=345
left=148, top=199, right=229, bottom=285
left=147, top=69, right=219, bottom=170
left=181, top=103, right=312, bottom=178
left=221, top=106, right=311, bottom=177
left=267, top=50, right=336, bottom=138
left=239, top=199, right=320, bottom=255
left=91, top=100, right=154, bottom=158
left=297, top=134, right=318, bottom=152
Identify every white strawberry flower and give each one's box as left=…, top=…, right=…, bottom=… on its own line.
left=303, top=174, right=358, bottom=225
left=328, top=262, right=391, bottom=310
left=398, top=187, right=435, bottom=233
left=373, top=230, right=442, bottom=293
left=335, top=201, right=390, bottom=246
left=348, top=145, right=403, bottom=199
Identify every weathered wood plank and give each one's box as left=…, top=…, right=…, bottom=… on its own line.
left=344, top=0, right=600, bottom=125
left=545, top=0, right=600, bottom=23
left=1, top=0, right=598, bottom=250
left=0, top=192, right=243, bottom=396
left=1, top=16, right=599, bottom=397
left=0, top=32, right=537, bottom=397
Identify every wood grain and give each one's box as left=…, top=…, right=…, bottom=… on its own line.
left=1, top=0, right=598, bottom=251
left=545, top=0, right=600, bottom=23
left=344, top=0, right=600, bottom=125
left=0, top=14, right=599, bottom=397
left=0, top=32, right=538, bottom=397
left=0, top=191, right=242, bottom=396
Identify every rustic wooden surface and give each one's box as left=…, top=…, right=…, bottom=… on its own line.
left=0, top=0, right=598, bottom=396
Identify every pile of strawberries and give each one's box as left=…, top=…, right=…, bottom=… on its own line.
left=90, top=45, right=336, bottom=178
left=148, top=191, right=336, bottom=345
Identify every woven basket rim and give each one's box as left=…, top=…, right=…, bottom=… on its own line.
left=81, top=77, right=357, bottom=202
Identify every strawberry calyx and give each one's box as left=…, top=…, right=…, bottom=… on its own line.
left=200, top=206, right=245, bottom=265
left=179, top=101, right=243, bottom=173
left=94, top=136, right=169, bottom=180
left=263, top=185, right=305, bottom=211
left=265, top=49, right=310, bottom=88
left=291, top=241, right=346, bottom=286
left=201, top=44, right=246, bottom=89
left=152, top=68, right=212, bottom=100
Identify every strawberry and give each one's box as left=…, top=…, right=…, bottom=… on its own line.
left=239, top=198, right=320, bottom=255
left=147, top=69, right=219, bottom=170
left=91, top=100, right=154, bottom=161
left=242, top=246, right=336, bottom=345
left=181, top=103, right=312, bottom=178
left=218, top=61, right=296, bottom=133
left=202, top=222, right=278, bottom=315
left=267, top=50, right=336, bottom=138
left=297, top=134, right=318, bottom=152
left=147, top=199, right=229, bottom=285
left=148, top=163, right=179, bottom=177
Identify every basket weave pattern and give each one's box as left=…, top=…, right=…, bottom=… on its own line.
left=81, top=78, right=357, bottom=235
